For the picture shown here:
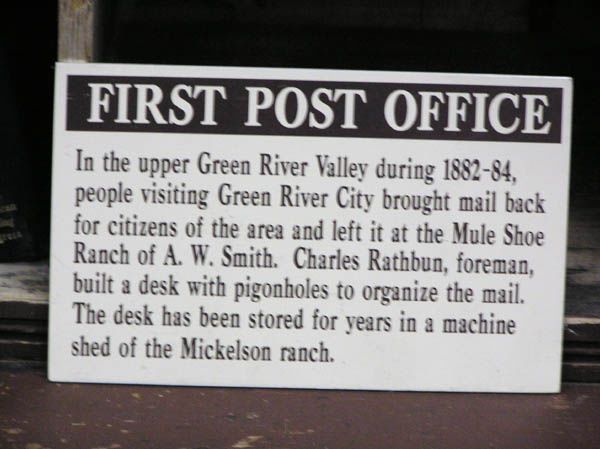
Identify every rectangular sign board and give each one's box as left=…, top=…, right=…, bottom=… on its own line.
left=50, top=63, right=572, bottom=392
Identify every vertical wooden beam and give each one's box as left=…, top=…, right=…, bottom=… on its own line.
left=58, top=0, right=100, bottom=62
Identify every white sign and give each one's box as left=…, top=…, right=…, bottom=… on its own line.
left=50, top=63, right=572, bottom=392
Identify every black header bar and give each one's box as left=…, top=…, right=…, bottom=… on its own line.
left=66, top=75, right=563, bottom=143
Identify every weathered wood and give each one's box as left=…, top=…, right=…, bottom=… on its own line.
left=0, top=317, right=48, bottom=363
left=0, top=261, right=48, bottom=301
left=562, top=362, right=600, bottom=383
left=564, top=197, right=600, bottom=319
left=564, top=317, right=600, bottom=342
left=0, top=319, right=47, bottom=336
left=0, top=262, right=48, bottom=320
left=0, top=299, right=47, bottom=321
left=562, top=339, right=600, bottom=382
left=58, top=0, right=100, bottom=62
left=1, top=370, right=600, bottom=448
left=0, top=337, right=46, bottom=361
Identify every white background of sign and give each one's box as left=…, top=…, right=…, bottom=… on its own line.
left=50, top=63, right=571, bottom=392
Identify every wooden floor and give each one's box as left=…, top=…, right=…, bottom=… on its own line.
left=0, top=368, right=599, bottom=449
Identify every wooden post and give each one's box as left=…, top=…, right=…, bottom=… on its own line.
left=58, top=0, right=100, bottom=62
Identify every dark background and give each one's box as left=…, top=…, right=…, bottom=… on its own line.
left=1, top=0, right=598, bottom=260
left=0, top=3, right=57, bottom=260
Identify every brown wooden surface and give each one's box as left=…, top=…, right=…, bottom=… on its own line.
left=58, top=0, right=100, bottom=62
left=0, top=368, right=599, bottom=449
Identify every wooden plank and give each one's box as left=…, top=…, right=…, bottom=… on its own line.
left=562, top=339, right=600, bottom=382
left=58, top=0, right=100, bottom=62
left=0, top=337, right=46, bottom=361
left=1, top=370, right=600, bottom=448
left=0, top=261, right=48, bottom=302
left=562, top=362, right=600, bottom=383
left=564, top=317, right=600, bottom=342
left=0, top=319, right=47, bottom=336
left=564, top=196, right=600, bottom=319
left=0, top=262, right=48, bottom=320
left=0, top=299, right=47, bottom=321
